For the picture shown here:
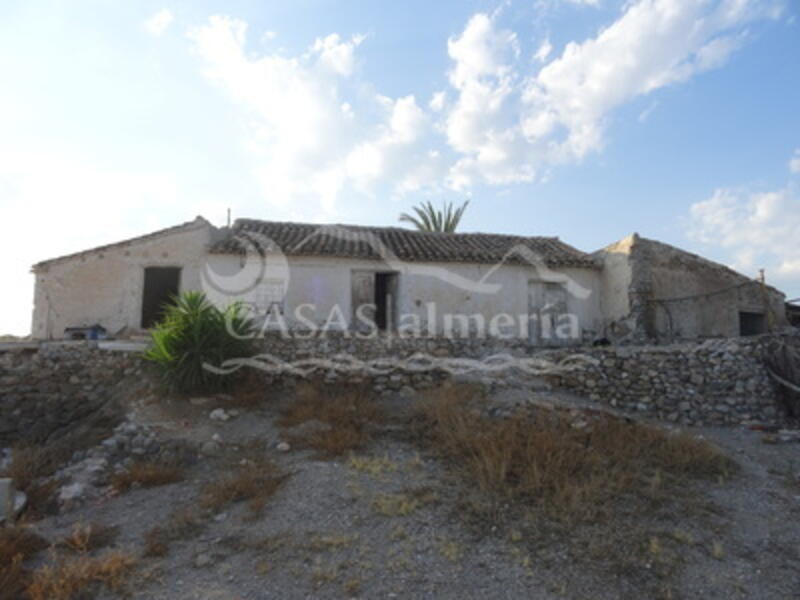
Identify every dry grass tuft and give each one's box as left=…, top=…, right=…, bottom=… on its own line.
left=59, top=522, right=120, bottom=554
left=111, top=461, right=184, bottom=493
left=142, top=507, right=205, bottom=558
left=0, top=526, right=49, bottom=598
left=307, top=533, right=358, bottom=552
left=0, top=446, right=67, bottom=519
left=372, top=493, right=422, bottom=517
left=0, top=554, right=29, bottom=599
left=0, top=525, right=49, bottom=564
left=200, top=458, right=287, bottom=515
left=26, top=550, right=137, bottom=600
left=415, top=385, right=735, bottom=521
left=348, top=454, right=398, bottom=478
left=227, top=371, right=271, bottom=408
left=279, top=382, right=383, bottom=458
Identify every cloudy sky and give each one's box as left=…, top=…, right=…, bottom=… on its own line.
left=1, top=0, right=798, bottom=335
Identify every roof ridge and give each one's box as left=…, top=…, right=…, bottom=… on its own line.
left=32, top=216, right=211, bottom=271
left=234, top=217, right=560, bottom=241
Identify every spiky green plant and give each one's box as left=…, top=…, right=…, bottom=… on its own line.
left=143, top=291, right=255, bottom=394
left=399, top=200, right=469, bottom=233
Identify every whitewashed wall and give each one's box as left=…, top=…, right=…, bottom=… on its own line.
left=31, top=222, right=215, bottom=339
left=204, top=254, right=604, bottom=342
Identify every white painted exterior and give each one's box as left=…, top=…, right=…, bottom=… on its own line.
left=31, top=219, right=216, bottom=340
left=204, top=254, right=604, bottom=341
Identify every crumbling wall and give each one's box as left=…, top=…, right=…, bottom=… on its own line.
left=0, top=345, right=144, bottom=446
left=596, top=234, right=788, bottom=342
left=548, top=334, right=790, bottom=426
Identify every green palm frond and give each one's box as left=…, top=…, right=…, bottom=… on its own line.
left=399, top=200, right=469, bottom=232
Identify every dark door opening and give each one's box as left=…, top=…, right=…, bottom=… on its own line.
left=141, top=267, right=181, bottom=328
left=374, top=272, right=397, bottom=331
left=739, top=311, right=766, bottom=336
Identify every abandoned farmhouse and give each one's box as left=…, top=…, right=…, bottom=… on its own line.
left=30, top=216, right=788, bottom=343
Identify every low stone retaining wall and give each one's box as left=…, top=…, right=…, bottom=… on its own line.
left=0, top=343, right=145, bottom=445
left=1, top=333, right=794, bottom=439
left=255, top=332, right=794, bottom=426
left=545, top=335, right=792, bottom=426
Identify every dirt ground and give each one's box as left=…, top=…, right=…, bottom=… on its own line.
left=26, top=383, right=800, bottom=600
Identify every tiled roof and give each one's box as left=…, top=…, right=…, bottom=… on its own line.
left=209, top=219, right=599, bottom=268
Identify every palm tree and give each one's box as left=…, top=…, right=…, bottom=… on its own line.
left=399, top=200, right=469, bottom=233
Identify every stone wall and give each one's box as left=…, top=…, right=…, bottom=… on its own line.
left=0, top=343, right=145, bottom=446
left=545, top=334, right=793, bottom=426
left=0, top=333, right=794, bottom=442
left=255, top=331, right=793, bottom=426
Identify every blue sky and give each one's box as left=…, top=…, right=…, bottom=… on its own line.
left=1, top=0, right=799, bottom=335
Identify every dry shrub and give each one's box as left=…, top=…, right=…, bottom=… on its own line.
left=304, top=428, right=369, bottom=458
left=416, top=385, right=734, bottom=521
left=0, top=525, right=48, bottom=564
left=0, top=445, right=71, bottom=519
left=111, top=461, right=183, bottom=493
left=0, top=554, right=29, bottom=600
left=0, top=527, right=48, bottom=599
left=1, top=447, right=51, bottom=491
left=142, top=507, right=204, bottom=558
left=200, top=458, right=287, bottom=515
left=227, top=371, right=271, bottom=408
left=279, top=382, right=383, bottom=457
left=59, top=522, right=119, bottom=554
left=26, top=550, right=137, bottom=600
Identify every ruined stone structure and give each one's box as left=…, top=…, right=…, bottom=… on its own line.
left=596, top=234, right=787, bottom=342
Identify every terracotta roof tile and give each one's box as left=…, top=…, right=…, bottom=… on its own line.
left=209, top=219, right=599, bottom=268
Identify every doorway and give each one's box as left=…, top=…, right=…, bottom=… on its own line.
left=739, top=311, right=766, bottom=336
left=141, top=267, right=181, bottom=328
left=351, top=270, right=397, bottom=332
left=528, top=280, right=568, bottom=345
left=374, top=272, right=397, bottom=331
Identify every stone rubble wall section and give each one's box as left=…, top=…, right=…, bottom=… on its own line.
left=256, top=332, right=791, bottom=426
left=544, top=336, right=787, bottom=426
left=0, top=344, right=142, bottom=445
left=0, top=333, right=793, bottom=439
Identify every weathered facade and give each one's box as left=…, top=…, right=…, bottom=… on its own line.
left=597, top=234, right=788, bottom=342
left=30, top=219, right=788, bottom=343
left=31, top=217, right=219, bottom=340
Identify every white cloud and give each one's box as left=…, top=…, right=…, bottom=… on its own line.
left=188, top=17, right=437, bottom=217
left=311, top=33, right=365, bottom=76
left=534, top=38, right=552, bottom=63
left=429, top=91, right=446, bottom=112
left=688, top=185, right=800, bottom=285
left=444, top=14, right=536, bottom=188
left=144, top=9, right=174, bottom=37
left=440, top=2, right=778, bottom=188
left=187, top=4, right=781, bottom=205
left=523, top=0, right=779, bottom=162
left=790, top=148, right=800, bottom=174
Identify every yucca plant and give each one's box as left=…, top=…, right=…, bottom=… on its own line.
left=143, top=291, right=255, bottom=394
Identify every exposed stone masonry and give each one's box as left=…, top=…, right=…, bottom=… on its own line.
left=0, top=333, right=795, bottom=443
